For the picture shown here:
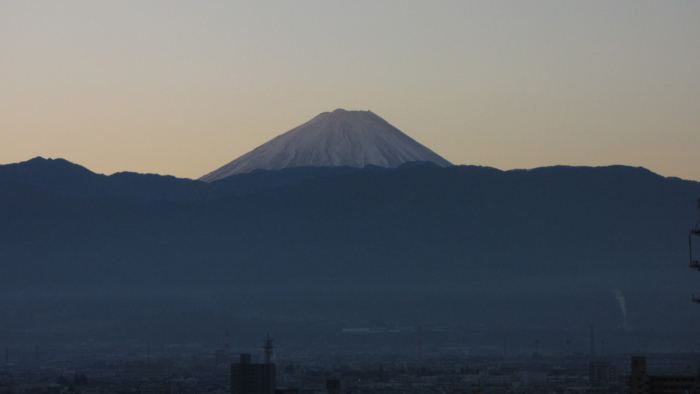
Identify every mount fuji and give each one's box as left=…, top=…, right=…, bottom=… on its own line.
left=199, top=109, right=452, bottom=182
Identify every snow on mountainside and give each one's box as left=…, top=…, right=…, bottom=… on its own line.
left=199, top=109, right=452, bottom=182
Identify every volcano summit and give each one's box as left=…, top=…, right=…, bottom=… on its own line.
left=199, top=109, right=452, bottom=182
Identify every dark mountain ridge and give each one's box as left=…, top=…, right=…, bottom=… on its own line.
left=0, top=157, right=365, bottom=201
left=1, top=157, right=699, bottom=350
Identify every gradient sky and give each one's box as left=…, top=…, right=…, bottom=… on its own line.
left=2, top=1, right=699, bottom=180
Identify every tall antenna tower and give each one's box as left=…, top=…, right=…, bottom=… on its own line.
left=418, top=326, right=424, bottom=365
left=263, top=333, right=274, bottom=364
left=225, top=330, right=230, bottom=355
left=689, top=198, right=700, bottom=303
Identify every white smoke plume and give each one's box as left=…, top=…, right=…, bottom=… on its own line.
left=614, top=289, right=633, bottom=331
left=614, top=289, right=627, bottom=319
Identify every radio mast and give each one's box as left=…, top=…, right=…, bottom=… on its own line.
left=689, top=199, right=700, bottom=303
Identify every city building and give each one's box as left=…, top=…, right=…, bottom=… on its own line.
left=628, top=355, right=699, bottom=394
left=231, top=354, right=276, bottom=394
left=588, top=361, right=617, bottom=384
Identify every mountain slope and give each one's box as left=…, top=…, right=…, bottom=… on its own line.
left=200, top=109, right=452, bottom=181
left=2, top=164, right=700, bottom=349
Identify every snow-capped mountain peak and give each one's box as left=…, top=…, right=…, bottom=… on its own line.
left=199, top=109, right=452, bottom=182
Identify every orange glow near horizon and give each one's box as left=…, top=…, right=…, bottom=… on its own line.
left=2, top=1, right=699, bottom=181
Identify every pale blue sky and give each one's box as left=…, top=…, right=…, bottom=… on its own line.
left=2, top=1, right=699, bottom=180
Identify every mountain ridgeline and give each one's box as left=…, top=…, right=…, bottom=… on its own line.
left=1, top=157, right=700, bottom=349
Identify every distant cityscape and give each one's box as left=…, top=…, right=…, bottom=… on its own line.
left=3, top=331, right=700, bottom=394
